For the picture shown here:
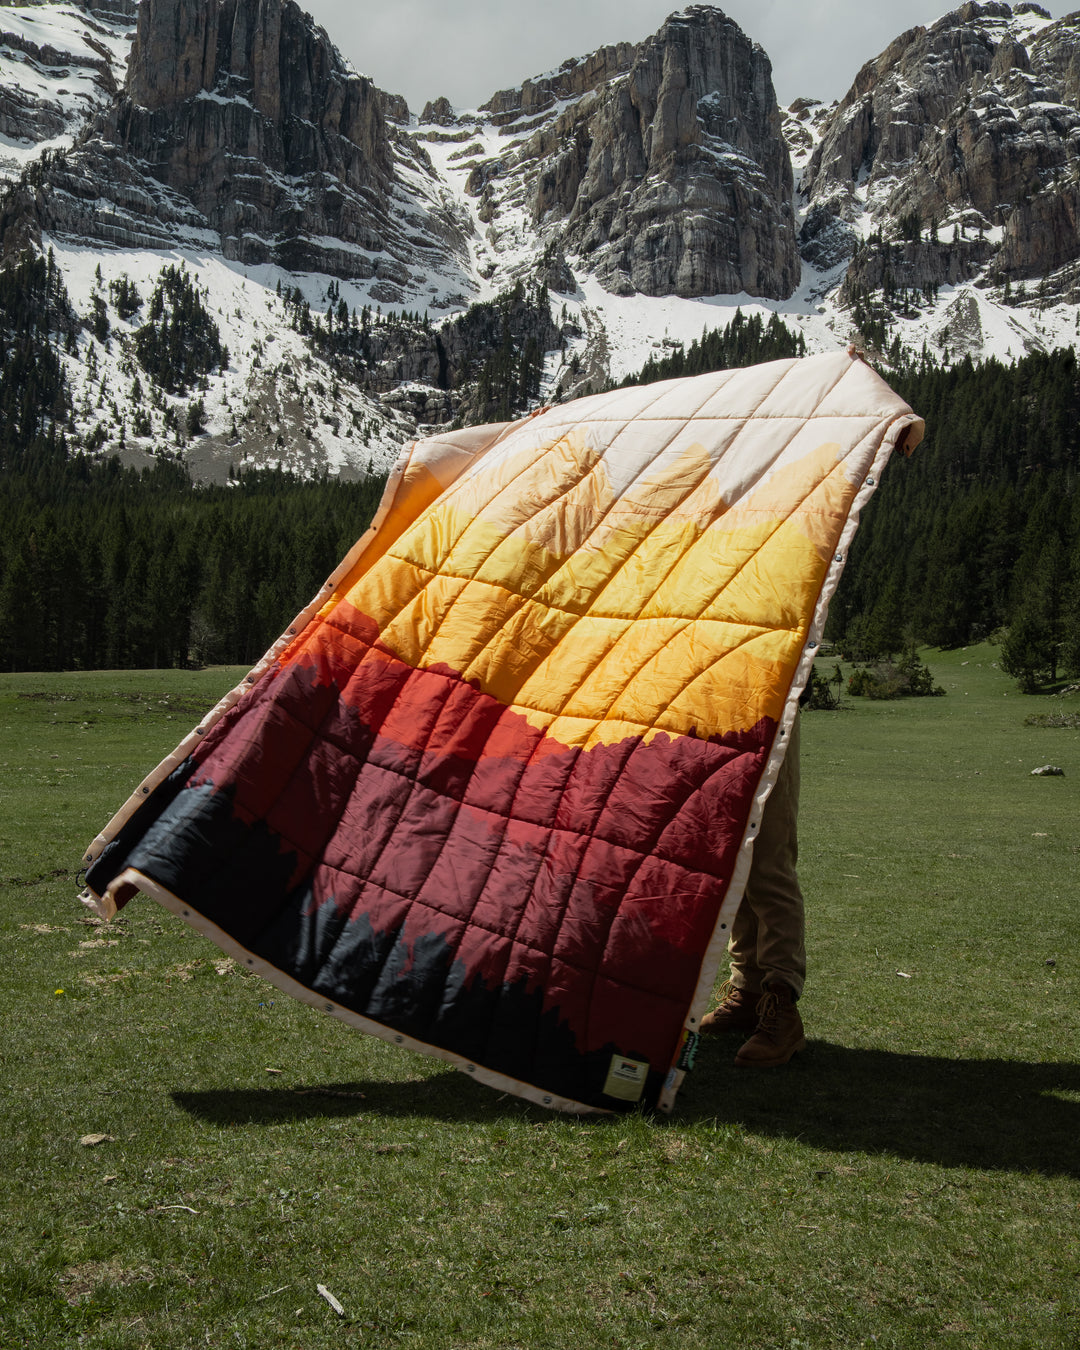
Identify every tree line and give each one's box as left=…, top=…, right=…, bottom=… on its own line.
left=827, top=349, right=1080, bottom=690
left=620, top=309, right=805, bottom=385
left=0, top=454, right=385, bottom=672
left=1, top=238, right=1078, bottom=688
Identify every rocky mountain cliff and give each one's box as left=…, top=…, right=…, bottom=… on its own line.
left=2, top=0, right=474, bottom=300
left=436, top=6, right=798, bottom=300
left=800, top=2, right=1080, bottom=307
left=1, top=1, right=800, bottom=306
left=1, top=0, right=1080, bottom=483
left=0, top=1, right=135, bottom=182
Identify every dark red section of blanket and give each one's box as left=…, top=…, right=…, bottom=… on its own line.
left=87, top=606, right=774, bottom=1109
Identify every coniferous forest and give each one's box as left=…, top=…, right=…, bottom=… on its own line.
left=1, top=248, right=1079, bottom=688
left=0, top=450, right=385, bottom=672
left=831, top=350, right=1080, bottom=691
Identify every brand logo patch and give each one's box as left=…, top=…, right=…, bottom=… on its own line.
left=602, top=1054, right=650, bottom=1102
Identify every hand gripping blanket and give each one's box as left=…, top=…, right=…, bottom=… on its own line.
left=81, top=351, right=923, bottom=1114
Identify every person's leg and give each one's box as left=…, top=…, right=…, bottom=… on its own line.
left=742, top=713, right=805, bottom=999
left=726, top=886, right=763, bottom=993
left=700, top=892, right=762, bottom=1032
left=701, top=715, right=807, bottom=1059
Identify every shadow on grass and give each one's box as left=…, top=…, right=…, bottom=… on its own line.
left=175, top=1041, right=1080, bottom=1176
left=172, top=1072, right=503, bottom=1127
left=680, top=1037, right=1080, bottom=1177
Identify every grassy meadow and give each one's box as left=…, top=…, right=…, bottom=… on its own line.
left=0, top=648, right=1077, bottom=1348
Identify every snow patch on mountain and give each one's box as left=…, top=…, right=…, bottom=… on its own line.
left=0, top=3, right=133, bottom=181
left=51, top=238, right=417, bottom=482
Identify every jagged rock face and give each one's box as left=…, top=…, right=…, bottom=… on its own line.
left=27, top=0, right=472, bottom=299
left=803, top=2, right=1080, bottom=288
left=83, top=2, right=139, bottom=18
left=110, top=0, right=392, bottom=268
left=839, top=233, right=997, bottom=305
left=481, top=43, right=638, bottom=124
left=998, top=179, right=1080, bottom=279
left=460, top=7, right=799, bottom=300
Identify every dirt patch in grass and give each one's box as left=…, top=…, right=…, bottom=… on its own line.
left=1025, top=711, right=1080, bottom=728
left=60, top=1260, right=156, bottom=1305
left=18, top=689, right=211, bottom=716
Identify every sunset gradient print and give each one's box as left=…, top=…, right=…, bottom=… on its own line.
left=83, top=352, right=923, bottom=1113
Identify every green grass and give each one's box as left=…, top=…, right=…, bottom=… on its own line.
left=1, top=651, right=1078, bottom=1348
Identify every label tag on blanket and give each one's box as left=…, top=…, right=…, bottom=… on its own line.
left=676, top=1030, right=700, bottom=1073
left=602, top=1055, right=650, bottom=1102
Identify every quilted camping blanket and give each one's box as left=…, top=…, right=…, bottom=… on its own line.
left=81, top=351, right=923, bottom=1114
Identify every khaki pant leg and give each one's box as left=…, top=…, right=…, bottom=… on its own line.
left=727, top=712, right=806, bottom=998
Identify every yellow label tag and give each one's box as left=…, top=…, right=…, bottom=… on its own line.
left=602, top=1054, right=650, bottom=1102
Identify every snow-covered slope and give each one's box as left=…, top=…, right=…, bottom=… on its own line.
left=53, top=242, right=419, bottom=481
left=0, top=2, right=134, bottom=181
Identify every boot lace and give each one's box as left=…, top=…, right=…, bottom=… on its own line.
left=716, top=979, right=739, bottom=1007
left=754, top=988, right=785, bottom=1033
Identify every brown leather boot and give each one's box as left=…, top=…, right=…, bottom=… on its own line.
left=699, top=980, right=760, bottom=1035
left=734, top=982, right=806, bottom=1067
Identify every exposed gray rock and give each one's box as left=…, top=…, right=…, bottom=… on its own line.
left=467, top=7, right=798, bottom=300
left=801, top=3, right=1080, bottom=291
left=376, top=89, right=411, bottom=124
left=82, top=2, right=139, bottom=19
left=18, top=0, right=471, bottom=292
left=420, top=96, right=458, bottom=126
left=997, top=180, right=1080, bottom=282
left=841, top=234, right=997, bottom=300
left=799, top=206, right=856, bottom=271
left=480, top=44, right=637, bottom=124
left=536, top=243, right=577, bottom=294
left=0, top=0, right=134, bottom=170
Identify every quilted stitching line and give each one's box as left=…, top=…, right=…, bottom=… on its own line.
left=364, top=442, right=625, bottom=684
left=408, top=729, right=532, bottom=1016
left=239, top=652, right=394, bottom=948
left=352, top=891, right=697, bottom=1010
left=499, top=733, right=643, bottom=1073
left=313, top=662, right=465, bottom=1001
left=317, top=606, right=793, bottom=750
left=392, top=374, right=692, bottom=588
left=383, top=378, right=701, bottom=614
left=520, top=406, right=889, bottom=1039
left=324, top=365, right=858, bottom=660
left=556, top=454, right=816, bottom=732
left=577, top=407, right=892, bottom=736
left=380, top=383, right=684, bottom=671
left=554, top=735, right=753, bottom=1064
left=570, top=672, right=783, bottom=1031
left=291, top=713, right=760, bottom=889
left=315, top=483, right=847, bottom=745
left=530, top=369, right=759, bottom=614
left=362, top=413, right=736, bottom=735
left=352, top=365, right=865, bottom=748
left=304, top=798, right=733, bottom=964
left=486, top=729, right=645, bottom=1074
left=311, top=440, right=875, bottom=1037
left=341, top=407, right=641, bottom=692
